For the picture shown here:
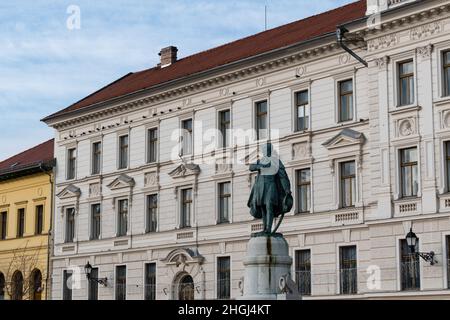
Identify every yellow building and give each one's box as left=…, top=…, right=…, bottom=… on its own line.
left=0, top=139, right=54, bottom=300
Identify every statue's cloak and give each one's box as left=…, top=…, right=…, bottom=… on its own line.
left=247, top=159, right=292, bottom=219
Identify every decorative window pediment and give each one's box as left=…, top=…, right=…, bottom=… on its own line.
left=57, top=184, right=81, bottom=199
left=161, top=248, right=204, bottom=266
left=107, top=174, right=135, bottom=190
left=169, top=163, right=200, bottom=179
left=322, top=129, right=365, bottom=150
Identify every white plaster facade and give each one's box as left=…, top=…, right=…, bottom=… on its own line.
left=44, top=0, right=450, bottom=299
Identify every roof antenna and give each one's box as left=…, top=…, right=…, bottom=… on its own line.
left=264, top=5, right=268, bottom=31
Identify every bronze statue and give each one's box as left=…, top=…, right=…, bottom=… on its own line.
left=247, top=143, right=293, bottom=236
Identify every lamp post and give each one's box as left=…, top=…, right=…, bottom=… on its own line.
left=405, top=228, right=437, bottom=265
left=84, top=261, right=108, bottom=287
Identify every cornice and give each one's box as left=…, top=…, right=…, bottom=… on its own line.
left=48, top=39, right=344, bottom=131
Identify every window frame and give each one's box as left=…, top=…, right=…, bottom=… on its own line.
left=338, top=245, right=357, bottom=295
left=180, top=188, right=193, bottom=229
left=217, top=181, right=231, bottom=224
left=296, top=168, right=311, bottom=214
left=35, top=205, right=44, bottom=235
left=90, top=203, right=101, bottom=240
left=216, top=256, right=231, bottom=300
left=118, top=134, right=129, bottom=170
left=62, top=270, right=73, bottom=301
left=91, top=141, right=102, bottom=175
left=294, top=249, right=312, bottom=296
left=255, top=100, right=268, bottom=141
left=399, top=238, right=421, bottom=291
left=399, top=147, right=419, bottom=198
left=338, top=79, right=354, bottom=123
left=398, top=60, right=415, bottom=107
left=65, top=207, right=75, bottom=243
left=17, top=208, right=25, bottom=238
left=143, top=262, right=157, bottom=301
left=443, top=50, right=450, bottom=97
left=146, top=194, right=158, bottom=233
left=0, top=211, right=7, bottom=240
left=114, top=265, right=127, bottom=301
left=66, top=147, right=77, bottom=180
left=180, top=118, right=193, bottom=156
left=147, top=127, right=158, bottom=164
left=117, top=199, right=128, bottom=237
left=218, top=109, right=231, bottom=149
left=339, top=161, right=356, bottom=208
left=295, top=89, right=310, bottom=131
left=446, top=141, right=450, bottom=193
left=88, top=267, right=99, bottom=300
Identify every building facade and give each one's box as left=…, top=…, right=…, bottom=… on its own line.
left=43, top=0, right=450, bottom=300
left=0, top=139, right=55, bottom=300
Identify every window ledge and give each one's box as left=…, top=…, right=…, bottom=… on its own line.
left=389, top=105, right=421, bottom=115
left=434, top=96, right=450, bottom=107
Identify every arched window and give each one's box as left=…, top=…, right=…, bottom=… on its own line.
left=30, top=269, right=42, bottom=300
left=0, top=273, right=5, bottom=300
left=11, top=271, right=23, bottom=300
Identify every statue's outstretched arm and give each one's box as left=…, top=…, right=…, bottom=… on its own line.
left=249, top=161, right=270, bottom=172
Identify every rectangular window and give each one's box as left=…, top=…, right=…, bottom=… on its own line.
left=445, top=236, right=450, bottom=289
left=118, top=135, right=129, bottom=169
left=0, top=212, right=7, bottom=240
left=447, top=236, right=450, bottom=289
left=63, top=270, right=73, bottom=300
left=255, top=100, right=268, bottom=140
left=91, top=204, right=101, bottom=240
left=444, top=51, right=450, bottom=97
left=17, top=208, right=25, bottom=238
left=295, top=90, right=309, bottom=131
left=35, top=205, right=43, bottom=235
left=67, top=148, right=76, bottom=180
left=115, top=266, right=127, bottom=300
left=219, top=110, right=231, bottom=148
left=339, top=246, right=357, bottom=295
left=338, top=80, right=353, bottom=122
left=218, top=182, right=231, bottom=224
left=400, top=147, right=418, bottom=198
left=181, top=119, right=193, bottom=156
left=88, top=268, right=98, bottom=300
left=296, top=169, right=311, bottom=213
left=147, top=128, right=158, bottom=163
left=295, top=250, right=311, bottom=296
left=117, top=199, right=128, bottom=237
left=217, top=257, right=231, bottom=300
left=446, top=142, right=450, bottom=192
left=92, top=141, right=101, bottom=175
left=65, top=208, right=75, bottom=243
left=146, top=195, right=158, bottom=233
left=400, top=239, right=420, bottom=291
left=340, top=161, right=356, bottom=208
left=144, top=263, right=156, bottom=300
left=180, top=189, right=192, bottom=228
left=399, top=60, right=415, bottom=106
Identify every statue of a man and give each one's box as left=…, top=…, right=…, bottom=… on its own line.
left=247, top=143, right=293, bottom=236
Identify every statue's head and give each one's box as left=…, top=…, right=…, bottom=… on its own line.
left=262, top=142, right=272, bottom=157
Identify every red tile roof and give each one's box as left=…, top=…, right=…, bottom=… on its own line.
left=0, top=139, right=55, bottom=175
left=43, top=0, right=366, bottom=121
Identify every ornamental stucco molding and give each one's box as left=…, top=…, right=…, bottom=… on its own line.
left=416, top=44, right=434, bottom=59
left=368, top=34, right=399, bottom=52
left=410, top=21, right=443, bottom=41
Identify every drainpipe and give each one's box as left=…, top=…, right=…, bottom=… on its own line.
left=39, top=162, right=55, bottom=300
left=336, top=27, right=368, bottom=68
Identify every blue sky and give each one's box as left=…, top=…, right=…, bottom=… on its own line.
left=0, top=0, right=355, bottom=161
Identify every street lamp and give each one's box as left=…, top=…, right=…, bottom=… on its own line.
left=405, top=228, right=437, bottom=265
left=84, top=261, right=108, bottom=287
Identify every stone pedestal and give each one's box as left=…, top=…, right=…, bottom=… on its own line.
left=238, top=235, right=295, bottom=300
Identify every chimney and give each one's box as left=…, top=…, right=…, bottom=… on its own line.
left=159, top=46, right=178, bottom=68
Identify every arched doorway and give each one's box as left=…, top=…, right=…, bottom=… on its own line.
left=30, top=269, right=42, bottom=300
left=11, top=271, right=23, bottom=300
left=0, top=273, right=5, bottom=300
left=178, top=275, right=194, bottom=300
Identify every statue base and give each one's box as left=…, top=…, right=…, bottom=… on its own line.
left=237, top=235, right=300, bottom=300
